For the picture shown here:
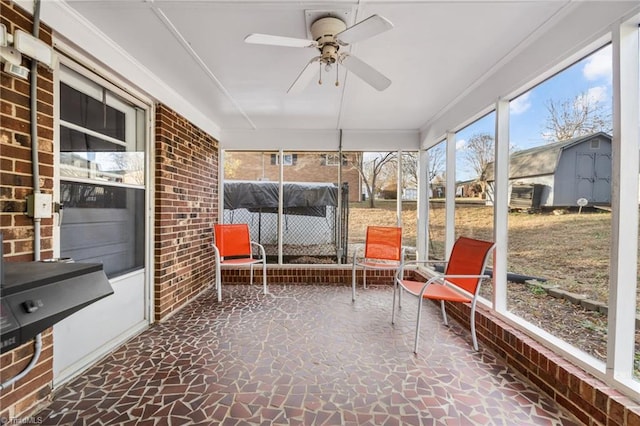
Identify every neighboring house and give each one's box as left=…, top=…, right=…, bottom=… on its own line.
left=486, top=132, right=612, bottom=208
left=403, top=187, right=417, bottom=200
left=224, top=152, right=362, bottom=202
left=430, top=183, right=445, bottom=199
left=456, top=179, right=482, bottom=198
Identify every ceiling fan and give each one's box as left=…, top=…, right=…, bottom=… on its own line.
left=244, top=14, right=394, bottom=94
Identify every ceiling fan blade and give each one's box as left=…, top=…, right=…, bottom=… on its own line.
left=244, top=33, right=318, bottom=48
left=287, top=56, right=321, bottom=94
left=336, top=14, right=393, bottom=45
left=340, top=54, right=391, bottom=91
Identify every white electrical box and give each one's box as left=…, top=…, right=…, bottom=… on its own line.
left=27, top=193, right=52, bottom=219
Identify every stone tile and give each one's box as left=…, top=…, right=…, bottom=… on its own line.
left=36, top=285, right=579, bottom=425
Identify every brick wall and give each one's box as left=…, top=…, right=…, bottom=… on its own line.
left=225, top=151, right=362, bottom=202
left=0, top=330, right=53, bottom=420
left=0, top=0, right=55, bottom=420
left=154, top=104, right=218, bottom=321
left=0, top=0, right=54, bottom=262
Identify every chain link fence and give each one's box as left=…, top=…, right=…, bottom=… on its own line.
left=223, top=182, right=349, bottom=263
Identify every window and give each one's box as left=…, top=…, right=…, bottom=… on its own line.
left=223, top=151, right=347, bottom=264
left=454, top=113, right=495, bottom=241
left=505, top=46, right=613, bottom=364
left=59, top=66, right=146, bottom=278
left=270, top=153, right=296, bottom=165
left=223, top=150, right=415, bottom=264
left=322, top=153, right=347, bottom=166
left=283, top=152, right=343, bottom=263
left=426, top=141, right=446, bottom=260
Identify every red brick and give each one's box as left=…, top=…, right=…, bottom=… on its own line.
left=0, top=0, right=57, bottom=413
left=154, top=104, right=218, bottom=322
left=626, top=407, right=640, bottom=426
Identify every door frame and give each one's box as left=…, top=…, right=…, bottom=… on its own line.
left=52, top=45, right=155, bottom=386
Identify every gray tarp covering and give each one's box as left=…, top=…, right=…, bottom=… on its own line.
left=224, top=181, right=338, bottom=217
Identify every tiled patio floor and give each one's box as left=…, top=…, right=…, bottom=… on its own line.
left=37, top=284, right=581, bottom=425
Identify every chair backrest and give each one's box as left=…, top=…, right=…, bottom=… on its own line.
left=214, top=224, right=252, bottom=258
left=364, top=226, right=403, bottom=261
left=444, top=237, right=495, bottom=294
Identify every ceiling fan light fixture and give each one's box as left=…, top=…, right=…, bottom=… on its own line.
left=245, top=13, right=393, bottom=93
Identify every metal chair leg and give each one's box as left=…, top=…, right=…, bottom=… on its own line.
left=413, top=297, right=423, bottom=354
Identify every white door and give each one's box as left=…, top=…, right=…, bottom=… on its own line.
left=52, top=62, right=151, bottom=386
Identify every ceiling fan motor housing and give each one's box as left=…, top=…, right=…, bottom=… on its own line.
left=311, top=17, right=346, bottom=64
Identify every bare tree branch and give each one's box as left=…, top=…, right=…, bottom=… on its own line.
left=462, top=133, right=494, bottom=194
left=543, top=92, right=611, bottom=141
left=346, top=152, right=397, bottom=208
left=426, top=144, right=446, bottom=184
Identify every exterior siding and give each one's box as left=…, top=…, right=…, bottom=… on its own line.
left=554, top=138, right=612, bottom=206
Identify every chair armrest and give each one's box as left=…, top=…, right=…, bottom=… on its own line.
left=400, top=260, right=445, bottom=268
left=250, top=241, right=266, bottom=259
left=440, top=274, right=491, bottom=279
left=397, top=260, right=489, bottom=283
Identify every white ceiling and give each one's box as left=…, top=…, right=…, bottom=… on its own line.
left=33, top=1, right=640, bottom=149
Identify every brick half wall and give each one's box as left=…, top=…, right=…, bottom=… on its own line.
left=404, top=268, right=640, bottom=426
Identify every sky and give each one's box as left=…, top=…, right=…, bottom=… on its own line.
left=454, top=44, right=613, bottom=181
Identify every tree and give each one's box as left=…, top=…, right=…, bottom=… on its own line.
left=543, top=91, right=611, bottom=141
left=400, top=146, right=445, bottom=198
left=400, top=152, right=418, bottom=190
left=224, top=154, right=242, bottom=179
left=426, top=144, right=446, bottom=184
left=462, top=133, right=494, bottom=194
left=400, top=145, right=445, bottom=187
left=346, top=152, right=397, bottom=208
left=109, top=152, right=145, bottom=185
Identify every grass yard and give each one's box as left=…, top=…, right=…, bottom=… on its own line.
left=349, top=199, right=639, bottom=368
left=350, top=199, right=617, bottom=304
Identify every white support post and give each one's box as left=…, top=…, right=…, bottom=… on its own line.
left=278, top=149, right=284, bottom=265
left=218, top=149, right=225, bottom=224
left=607, top=20, right=639, bottom=383
left=397, top=150, right=403, bottom=226
left=337, top=145, right=343, bottom=264
left=445, top=132, right=456, bottom=257
left=493, top=99, right=510, bottom=312
left=417, top=149, right=429, bottom=261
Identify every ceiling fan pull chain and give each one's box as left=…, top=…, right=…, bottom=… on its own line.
left=335, top=61, right=339, bottom=87
left=318, top=60, right=322, bottom=85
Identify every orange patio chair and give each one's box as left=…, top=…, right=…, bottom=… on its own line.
left=351, top=226, right=403, bottom=301
left=212, top=223, right=267, bottom=302
left=392, top=236, right=495, bottom=352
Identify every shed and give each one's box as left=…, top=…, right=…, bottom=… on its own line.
left=486, top=133, right=612, bottom=208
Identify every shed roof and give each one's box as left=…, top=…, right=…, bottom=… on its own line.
left=486, top=132, right=611, bottom=182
